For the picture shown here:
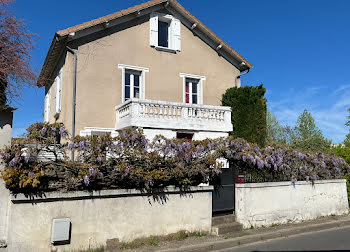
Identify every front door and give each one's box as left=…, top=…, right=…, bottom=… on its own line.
left=211, top=162, right=235, bottom=215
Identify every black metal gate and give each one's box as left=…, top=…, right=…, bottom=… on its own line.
left=211, top=163, right=235, bottom=214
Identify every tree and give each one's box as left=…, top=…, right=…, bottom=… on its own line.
left=291, top=109, right=331, bottom=153
left=0, top=0, right=37, bottom=107
left=345, top=108, right=350, bottom=145
left=266, top=110, right=292, bottom=146
left=222, top=84, right=267, bottom=147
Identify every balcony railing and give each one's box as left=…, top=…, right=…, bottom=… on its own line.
left=115, top=99, right=233, bottom=132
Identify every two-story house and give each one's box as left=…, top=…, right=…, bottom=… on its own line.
left=37, top=0, right=252, bottom=141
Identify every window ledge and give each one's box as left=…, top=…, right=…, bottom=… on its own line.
left=155, top=46, right=177, bottom=54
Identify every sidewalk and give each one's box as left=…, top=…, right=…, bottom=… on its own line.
left=157, top=214, right=350, bottom=252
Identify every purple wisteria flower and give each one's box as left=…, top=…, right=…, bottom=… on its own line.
left=164, top=147, right=170, bottom=155
left=24, top=153, right=30, bottom=163
left=27, top=171, right=35, bottom=177
left=291, top=177, right=297, bottom=184
left=59, top=128, right=68, bottom=137
left=67, top=142, right=74, bottom=150
left=89, top=168, right=97, bottom=177
left=305, top=176, right=310, bottom=181
left=256, top=156, right=264, bottom=169
left=185, top=154, right=191, bottom=163
left=196, top=145, right=205, bottom=153
left=146, top=179, right=154, bottom=187
left=41, top=127, right=47, bottom=136
left=83, top=175, right=90, bottom=186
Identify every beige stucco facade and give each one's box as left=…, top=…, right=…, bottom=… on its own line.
left=46, top=11, right=241, bottom=135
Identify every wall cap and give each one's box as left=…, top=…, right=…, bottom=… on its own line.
left=235, top=179, right=347, bottom=188
left=10, top=185, right=214, bottom=203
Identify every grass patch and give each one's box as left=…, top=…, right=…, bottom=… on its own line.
left=119, top=230, right=208, bottom=250
left=271, top=223, right=280, bottom=227
left=65, top=246, right=105, bottom=252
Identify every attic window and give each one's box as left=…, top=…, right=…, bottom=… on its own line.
left=150, top=12, right=181, bottom=52
left=158, top=21, right=169, bottom=47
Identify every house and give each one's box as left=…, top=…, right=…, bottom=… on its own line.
left=37, top=0, right=252, bottom=141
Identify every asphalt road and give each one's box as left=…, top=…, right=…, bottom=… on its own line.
left=218, top=226, right=350, bottom=252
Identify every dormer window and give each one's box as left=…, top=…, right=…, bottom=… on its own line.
left=150, top=12, right=181, bottom=52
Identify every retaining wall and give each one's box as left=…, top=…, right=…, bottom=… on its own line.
left=235, top=179, right=349, bottom=228
left=6, top=186, right=213, bottom=252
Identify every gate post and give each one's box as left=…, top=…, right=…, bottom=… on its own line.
left=0, top=109, right=13, bottom=247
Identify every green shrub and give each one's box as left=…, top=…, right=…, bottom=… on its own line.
left=222, top=84, right=267, bottom=147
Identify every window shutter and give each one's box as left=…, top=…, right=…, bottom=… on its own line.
left=171, top=18, right=181, bottom=51
left=44, top=89, right=50, bottom=122
left=54, top=77, right=58, bottom=114
left=54, top=70, right=62, bottom=114
left=58, top=70, right=62, bottom=112
left=150, top=13, right=158, bottom=47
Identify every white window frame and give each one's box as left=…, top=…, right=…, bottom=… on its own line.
left=54, top=69, right=62, bottom=118
left=118, top=64, right=149, bottom=103
left=44, top=88, right=51, bottom=122
left=179, top=73, right=206, bottom=105
left=150, top=12, right=181, bottom=52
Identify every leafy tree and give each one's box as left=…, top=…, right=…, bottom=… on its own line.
left=291, top=109, right=331, bottom=153
left=222, top=84, right=267, bottom=147
left=0, top=0, right=37, bottom=107
left=332, top=108, right=350, bottom=165
left=345, top=108, right=350, bottom=144
left=266, top=110, right=293, bottom=146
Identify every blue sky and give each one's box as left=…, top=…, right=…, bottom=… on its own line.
left=10, top=0, right=350, bottom=143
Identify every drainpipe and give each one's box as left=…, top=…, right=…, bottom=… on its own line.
left=235, top=68, right=250, bottom=87
left=66, top=46, right=77, bottom=161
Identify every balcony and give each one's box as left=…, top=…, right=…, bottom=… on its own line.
left=115, top=99, right=233, bottom=132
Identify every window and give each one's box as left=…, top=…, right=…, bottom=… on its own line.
left=185, top=78, right=199, bottom=104
left=54, top=69, right=62, bottom=118
left=150, top=12, right=181, bottom=51
left=118, top=64, right=149, bottom=102
left=180, top=73, right=206, bottom=105
left=44, top=88, right=51, bottom=122
left=124, top=70, right=141, bottom=101
left=158, top=21, right=169, bottom=47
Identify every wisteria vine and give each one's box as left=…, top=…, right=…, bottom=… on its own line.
left=0, top=123, right=349, bottom=193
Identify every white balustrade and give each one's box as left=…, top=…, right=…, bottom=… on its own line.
left=115, top=99, right=233, bottom=132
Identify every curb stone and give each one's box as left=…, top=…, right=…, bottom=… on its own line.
left=158, top=218, right=350, bottom=252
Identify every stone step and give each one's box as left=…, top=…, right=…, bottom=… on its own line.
left=212, top=222, right=243, bottom=235
left=212, top=214, right=236, bottom=226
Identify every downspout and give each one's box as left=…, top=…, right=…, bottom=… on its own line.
left=66, top=46, right=77, bottom=161
left=235, top=68, right=250, bottom=87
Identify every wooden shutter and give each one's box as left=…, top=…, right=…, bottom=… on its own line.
left=54, top=70, right=62, bottom=114
left=44, top=88, right=50, bottom=122
left=54, top=77, right=58, bottom=114
left=171, top=18, right=181, bottom=51
left=58, top=70, right=62, bottom=112
left=150, top=13, right=158, bottom=47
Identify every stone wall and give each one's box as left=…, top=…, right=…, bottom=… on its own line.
left=0, top=111, right=12, bottom=245
left=235, top=180, right=349, bottom=228
left=6, top=186, right=213, bottom=252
